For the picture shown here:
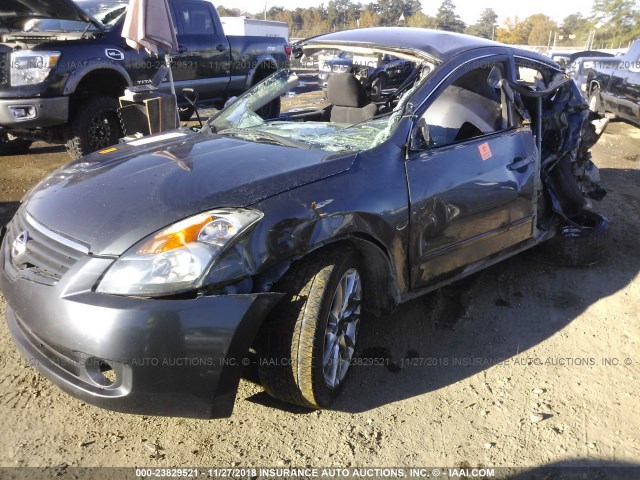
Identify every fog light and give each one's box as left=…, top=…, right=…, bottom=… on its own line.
left=86, top=357, right=118, bottom=387
left=9, top=105, right=36, bottom=120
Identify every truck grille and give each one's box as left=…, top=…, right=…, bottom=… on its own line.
left=0, top=52, right=8, bottom=87
left=3, top=210, right=88, bottom=286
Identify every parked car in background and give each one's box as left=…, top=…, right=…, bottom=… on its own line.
left=584, top=40, right=640, bottom=125
left=0, top=28, right=607, bottom=419
left=318, top=50, right=353, bottom=88
left=566, top=51, right=614, bottom=99
left=318, top=50, right=414, bottom=101
left=0, top=0, right=290, bottom=158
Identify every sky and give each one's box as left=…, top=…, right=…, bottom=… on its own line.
left=231, top=0, right=595, bottom=26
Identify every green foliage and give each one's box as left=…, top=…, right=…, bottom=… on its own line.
left=590, top=0, right=640, bottom=47
left=375, top=0, right=422, bottom=26
left=496, top=14, right=557, bottom=46
left=526, top=14, right=557, bottom=46
left=558, top=13, right=592, bottom=46
left=435, top=0, right=465, bottom=33
left=218, top=0, right=639, bottom=49
left=466, top=8, right=498, bottom=39
left=407, top=11, right=437, bottom=28
left=217, top=6, right=252, bottom=18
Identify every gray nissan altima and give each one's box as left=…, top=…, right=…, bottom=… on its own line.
left=0, top=28, right=607, bottom=418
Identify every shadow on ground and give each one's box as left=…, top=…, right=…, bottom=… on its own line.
left=507, top=459, right=640, bottom=479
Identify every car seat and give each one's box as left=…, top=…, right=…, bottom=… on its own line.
left=325, top=73, right=378, bottom=124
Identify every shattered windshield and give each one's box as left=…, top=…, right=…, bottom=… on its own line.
left=208, top=61, right=430, bottom=152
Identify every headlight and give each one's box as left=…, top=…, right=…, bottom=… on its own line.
left=11, top=51, right=61, bottom=87
left=96, top=209, right=262, bottom=296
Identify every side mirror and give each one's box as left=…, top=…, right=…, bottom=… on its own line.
left=410, top=117, right=431, bottom=151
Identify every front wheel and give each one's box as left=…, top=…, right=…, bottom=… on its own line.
left=66, top=97, right=122, bottom=159
left=538, top=211, right=609, bottom=267
left=0, top=132, right=32, bottom=156
left=257, top=249, right=363, bottom=409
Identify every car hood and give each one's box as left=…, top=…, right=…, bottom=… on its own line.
left=0, top=0, right=103, bottom=30
left=23, top=130, right=356, bottom=256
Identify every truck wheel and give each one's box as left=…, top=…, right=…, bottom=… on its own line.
left=0, top=132, right=32, bottom=156
left=538, top=211, right=609, bottom=267
left=178, top=106, right=195, bottom=122
left=66, top=97, right=122, bottom=159
left=257, top=249, right=363, bottom=409
left=252, top=68, right=280, bottom=119
left=589, top=86, right=603, bottom=114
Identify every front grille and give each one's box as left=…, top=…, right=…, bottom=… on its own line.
left=4, top=210, right=87, bottom=286
left=0, top=52, right=9, bottom=87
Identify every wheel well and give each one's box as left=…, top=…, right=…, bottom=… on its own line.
left=72, top=69, right=128, bottom=102
left=279, top=237, right=399, bottom=317
left=252, top=62, right=277, bottom=85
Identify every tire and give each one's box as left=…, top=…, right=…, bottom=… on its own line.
left=0, top=132, right=32, bottom=156
left=65, top=97, right=122, bottom=160
left=256, top=96, right=281, bottom=120
left=256, top=248, right=363, bottom=409
left=589, top=86, right=602, bottom=114
left=538, top=211, right=609, bottom=267
left=371, top=75, right=386, bottom=102
left=252, top=69, right=280, bottom=119
left=178, top=105, right=195, bottom=122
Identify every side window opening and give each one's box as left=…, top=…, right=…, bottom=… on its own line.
left=421, top=62, right=509, bottom=147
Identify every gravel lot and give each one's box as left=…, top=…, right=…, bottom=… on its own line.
left=0, top=119, right=639, bottom=477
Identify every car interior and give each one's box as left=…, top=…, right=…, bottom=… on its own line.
left=421, top=64, right=508, bottom=147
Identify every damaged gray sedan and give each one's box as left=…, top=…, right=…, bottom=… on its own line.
left=0, top=28, right=607, bottom=418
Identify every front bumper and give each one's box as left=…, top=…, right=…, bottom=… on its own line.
left=0, top=220, right=281, bottom=419
left=0, top=96, right=69, bottom=129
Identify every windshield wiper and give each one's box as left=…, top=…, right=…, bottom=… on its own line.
left=217, top=127, right=312, bottom=150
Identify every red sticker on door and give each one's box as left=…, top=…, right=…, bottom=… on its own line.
left=478, top=142, right=492, bottom=161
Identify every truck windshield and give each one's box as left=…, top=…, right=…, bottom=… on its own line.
left=21, top=1, right=127, bottom=32
left=208, top=68, right=428, bottom=153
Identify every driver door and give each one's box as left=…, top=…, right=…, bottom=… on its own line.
left=406, top=58, right=537, bottom=289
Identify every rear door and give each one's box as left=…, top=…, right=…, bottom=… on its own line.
left=169, top=0, right=230, bottom=97
left=406, top=56, right=537, bottom=289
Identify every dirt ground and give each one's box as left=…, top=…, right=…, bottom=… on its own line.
left=0, top=119, right=639, bottom=476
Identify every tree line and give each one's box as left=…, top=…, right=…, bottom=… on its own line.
left=218, top=0, right=639, bottom=48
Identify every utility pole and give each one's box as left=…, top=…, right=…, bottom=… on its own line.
left=264, top=1, right=267, bottom=20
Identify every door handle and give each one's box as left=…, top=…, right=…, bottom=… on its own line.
left=507, top=156, right=535, bottom=170
left=177, top=45, right=188, bottom=53
left=216, top=44, right=226, bottom=52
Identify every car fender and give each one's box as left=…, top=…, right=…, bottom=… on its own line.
left=63, top=60, right=132, bottom=95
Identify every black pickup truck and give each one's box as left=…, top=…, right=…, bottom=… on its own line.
left=585, top=40, right=640, bottom=125
left=0, top=0, right=290, bottom=158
